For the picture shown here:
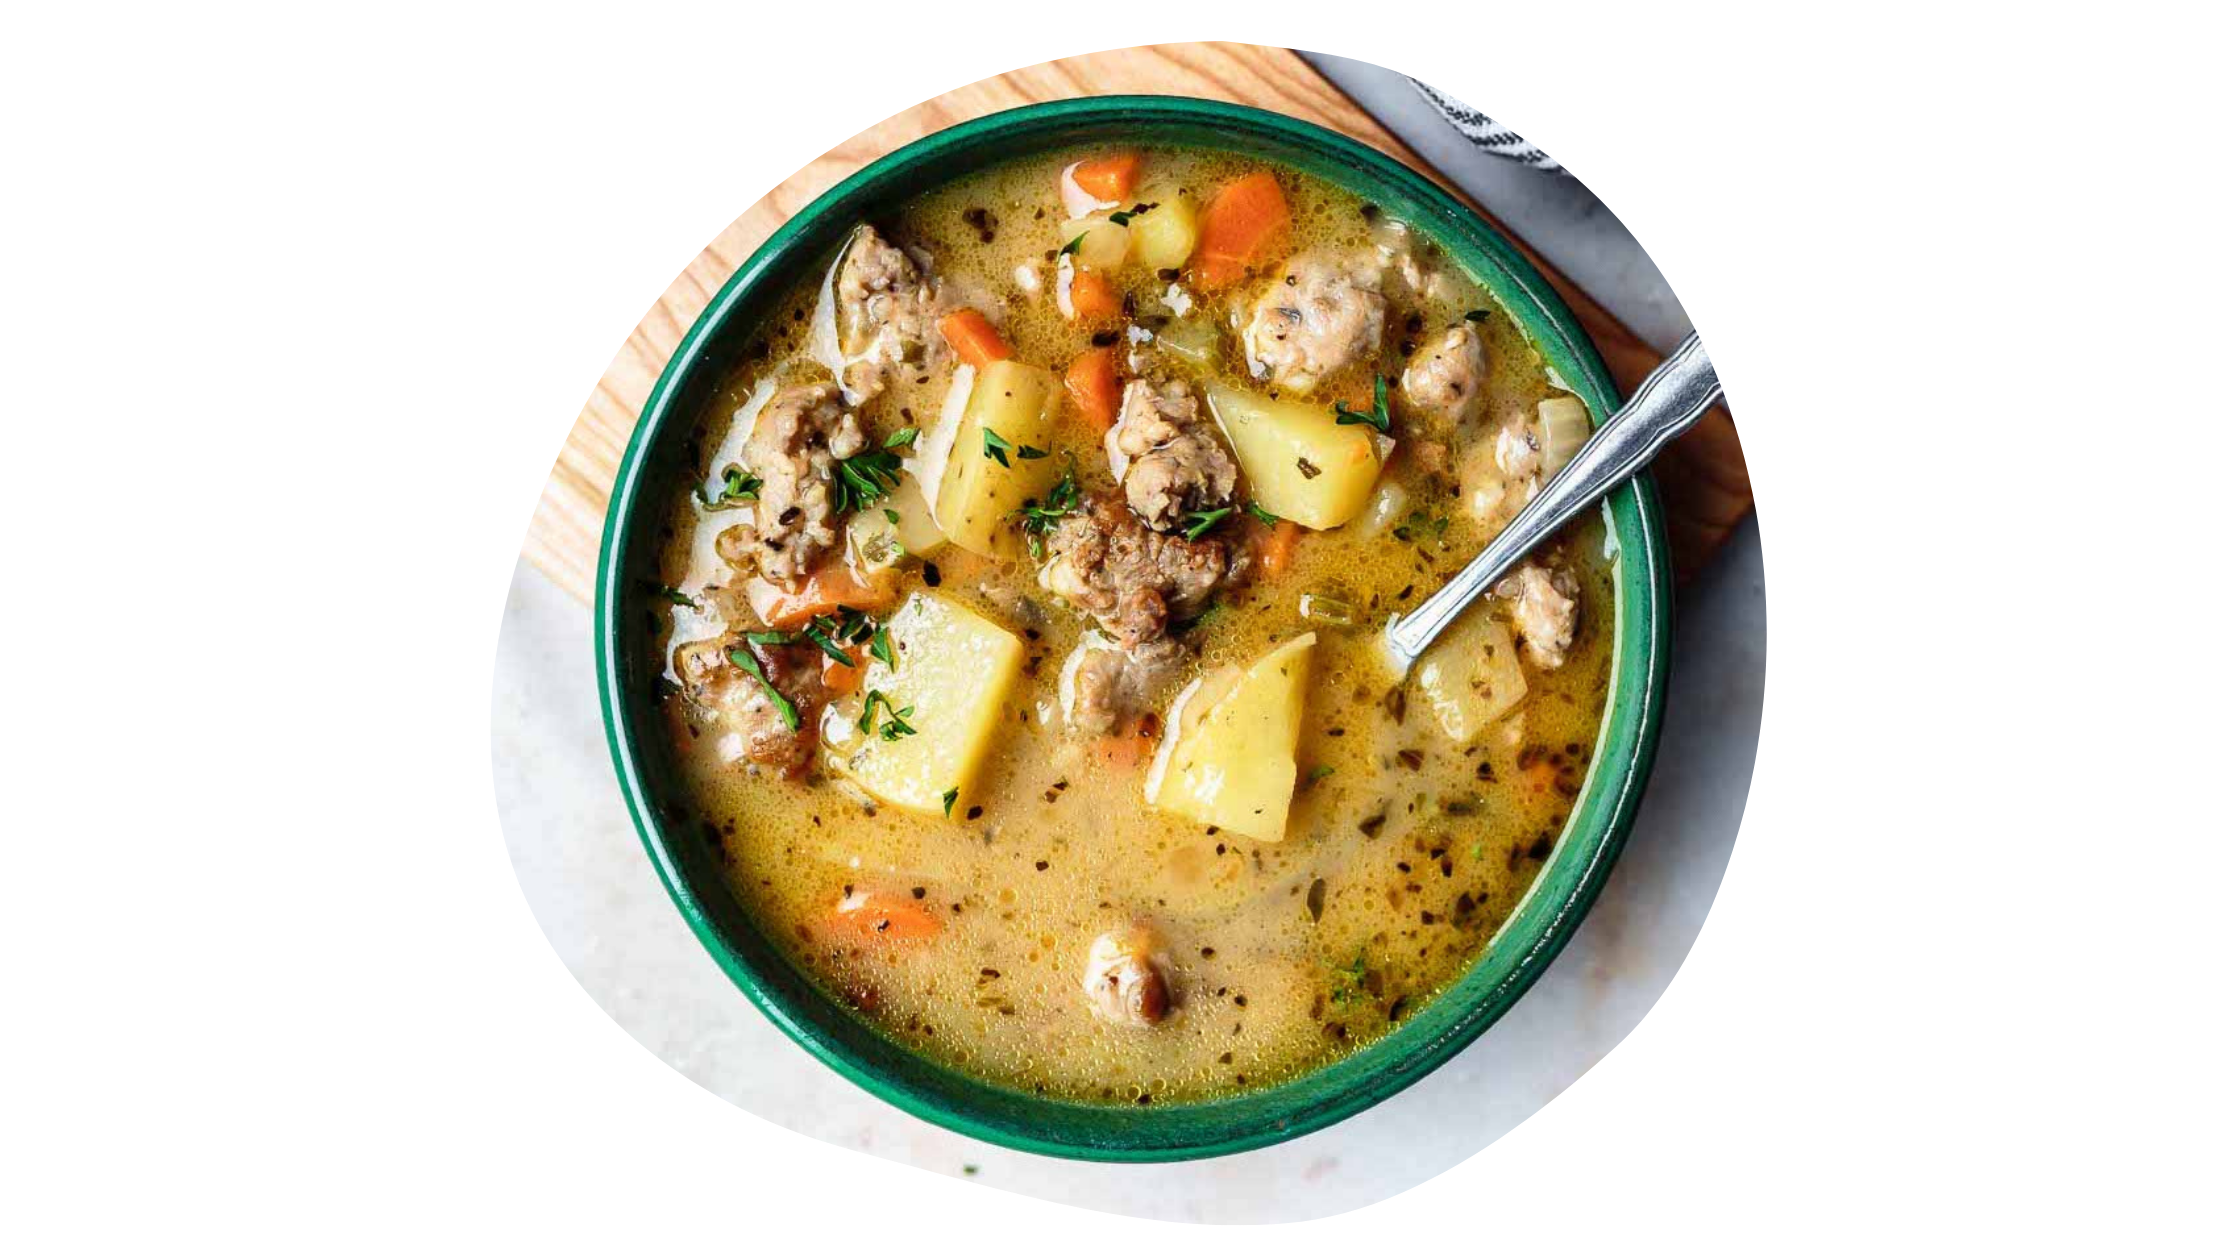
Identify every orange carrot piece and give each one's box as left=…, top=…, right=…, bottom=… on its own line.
left=1094, top=734, right=1156, bottom=770
left=832, top=890, right=942, bottom=941
left=1255, top=520, right=1303, bottom=578
left=1064, top=347, right=1124, bottom=430
left=1093, top=714, right=1161, bottom=770
left=1065, top=269, right=1123, bottom=325
left=746, top=565, right=900, bottom=630
left=820, top=644, right=865, bottom=695
left=1191, top=171, right=1290, bottom=290
left=939, top=308, right=1011, bottom=369
left=1067, top=152, right=1141, bottom=203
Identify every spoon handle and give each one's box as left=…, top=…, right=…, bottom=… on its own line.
left=1385, top=331, right=1724, bottom=671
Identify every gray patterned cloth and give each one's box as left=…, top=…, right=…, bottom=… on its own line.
left=1411, top=79, right=1566, bottom=174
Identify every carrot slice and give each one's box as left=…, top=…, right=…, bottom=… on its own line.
left=745, top=565, right=901, bottom=630
left=939, top=308, right=1011, bottom=369
left=1191, top=171, right=1290, bottom=290
left=820, top=643, right=865, bottom=695
left=832, top=890, right=941, bottom=941
left=1094, top=735, right=1155, bottom=770
left=1064, top=347, right=1124, bottom=430
left=1255, top=519, right=1303, bottom=578
left=1065, top=269, right=1122, bottom=325
left=1067, top=152, right=1141, bottom=203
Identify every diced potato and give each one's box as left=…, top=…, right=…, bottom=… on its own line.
left=1148, top=632, right=1315, bottom=842
left=1129, top=195, right=1197, bottom=270
left=1536, top=394, right=1592, bottom=477
left=1205, top=383, right=1383, bottom=529
left=822, top=591, right=1025, bottom=816
left=1155, top=317, right=1220, bottom=370
left=846, top=471, right=947, bottom=570
left=1415, top=602, right=1528, bottom=742
left=1059, top=216, right=1130, bottom=271
left=935, top=360, right=1062, bottom=556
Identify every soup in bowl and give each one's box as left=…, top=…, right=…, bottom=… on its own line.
left=598, top=98, right=1669, bottom=1160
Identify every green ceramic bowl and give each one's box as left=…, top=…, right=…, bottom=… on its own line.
left=596, top=96, right=1671, bottom=1161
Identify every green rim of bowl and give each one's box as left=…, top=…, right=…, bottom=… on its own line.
left=594, top=96, right=1671, bottom=1162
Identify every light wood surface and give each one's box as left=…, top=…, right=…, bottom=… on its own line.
left=523, top=41, right=1750, bottom=603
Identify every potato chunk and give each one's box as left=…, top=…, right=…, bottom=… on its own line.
left=1147, top=632, right=1315, bottom=842
left=1129, top=195, right=1198, bottom=271
left=1414, top=602, right=1528, bottom=742
left=822, top=591, right=1025, bottom=816
left=935, top=359, right=1062, bottom=556
left=846, top=470, right=947, bottom=570
left=1204, top=383, right=1382, bottom=529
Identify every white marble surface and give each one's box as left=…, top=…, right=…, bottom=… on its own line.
left=487, top=64, right=1762, bottom=1223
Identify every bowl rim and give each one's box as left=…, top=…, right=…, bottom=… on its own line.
left=595, top=94, right=1672, bottom=1162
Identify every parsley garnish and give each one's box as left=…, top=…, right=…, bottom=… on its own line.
left=869, top=625, right=897, bottom=670
left=1245, top=502, right=1280, bottom=527
left=859, top=689, right=916, bottom=742
left=832, top=448, right=903, bottom=515
left=884, top=427, right=919, bottom=449
left=1334, top=375, right=1391, bottom=434
left=705, top=465, right=761, bottom=505
left=1016, top=445, right=1049, bottom=461
left=981, top=428, right=1015, bottom=467
left=941, top=787, right=959, bottom=817
left=1060, top=232, right=1087, bottom=257
left=727, top=647, right=799, bottom=731
left=1014, top=462, right=1081, bottom=560
left=884, top=508, right=900, bottom=524
left=1107, top=202, right=1157, bottom=226
left=1180, top=506, right=1234, bottom=541
left=1463, top=309, right=1492, bottom=323
left=799, top=621, right=855, bottom=666
left=659, top=585, right=698, bottom=607
left=1306, top=765, right=1336, bottom=784
left=799, top=607, right=876, bottom=665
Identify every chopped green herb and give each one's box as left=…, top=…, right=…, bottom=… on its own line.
left=1014, top=461, right=1081, bottom=559
left=884, top=427, right=920, bottom=449
left=942, top=787, right=959, bottom=817
left=726, top=648, right=799, bottom=731
left=981, top=428, right=1015, bottom=467
left=1463, top=309, right=1492, bottom=323
left=883, top=508, right=901, bottom=524
left=961, top=1163, right=979, bottom=1176
left=1334, top=375, right=1391, bottom=434
left=799, top=621, right=856, bottom=667
left=1059, top=232, right=1087, bottom=257
left=1106, top=202, right=1156, bottom=226
left=859, top=689, right=916, bottom=742
left=704, top=465, right=761, bottom=505
left=1306, top=765, right=1336, bottom=784
left=1016, top=444, right=1049, bottom=461
left=743, top=630, right=796, bottom=646
left=1180, top=506, right=1234, bottom=541
left=1246, top=502, right=1280, bottom=527
left=659, top=586, right=698, bottom=608
left=869, top=625, right=897, bottom=670
left=832, top=448, right=903, bottom=515
left=1393, top=509, right=1452, bottom=544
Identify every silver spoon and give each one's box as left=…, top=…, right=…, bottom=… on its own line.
left=1383, top=331, right=1724, bottom=675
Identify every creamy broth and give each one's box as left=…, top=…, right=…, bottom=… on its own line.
left=643, top=147, right=1611, bottom=1104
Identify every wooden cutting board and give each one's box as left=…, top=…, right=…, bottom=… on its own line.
left=523, top=41, right=1750, bottom=603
